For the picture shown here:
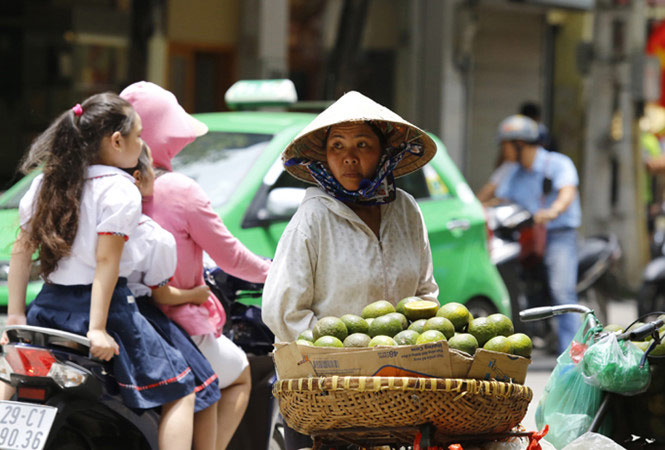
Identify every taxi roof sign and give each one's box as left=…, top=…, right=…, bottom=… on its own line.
left=225, top=79, right=298, bottom=110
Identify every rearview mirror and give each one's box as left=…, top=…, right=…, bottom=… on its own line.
left=257, top=187, right=306, bottom=221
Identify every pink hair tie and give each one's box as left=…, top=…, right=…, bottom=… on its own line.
left=72, top=104, right=83, bottom=117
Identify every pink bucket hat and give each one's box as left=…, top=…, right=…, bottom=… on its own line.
left=120, top=81, right=208, bottom=171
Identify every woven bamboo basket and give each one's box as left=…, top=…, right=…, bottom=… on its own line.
left=273, top=376, right=533, bottom=436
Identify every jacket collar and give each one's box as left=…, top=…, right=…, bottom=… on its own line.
left=302, top=186, right=392, bottom=227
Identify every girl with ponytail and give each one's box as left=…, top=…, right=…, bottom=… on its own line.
left=3, top=93, right=197, bottom=450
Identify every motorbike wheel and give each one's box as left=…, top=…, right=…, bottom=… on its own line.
left=268, top=397, right=286, bottom=450
left=636, top=282, right=665, bottom=317
left=46, top=427, right=90, bottom=450
left=269, top=421, right=286, bottom=450
left=464, top=297, right=499, bottom=319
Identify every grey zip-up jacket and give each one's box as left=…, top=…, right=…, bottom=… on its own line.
left=262, top=187, right=439, bottom=342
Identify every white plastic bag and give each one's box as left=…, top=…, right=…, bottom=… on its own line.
left=561, top=432, right=626, bottom=450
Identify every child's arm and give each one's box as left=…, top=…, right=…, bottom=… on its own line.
left=152, top=284, right=210, bottom=306
left=89, top=234, right=123, bottom=361
left=1, top=231, right=33, bottom=344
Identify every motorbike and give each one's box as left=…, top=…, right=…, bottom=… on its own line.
left=520, top=304, right=665, bottom=448
left=203, top=265, right=285, bottom=450
left=0, top=325, right=160, bottom=450
left=0, top=267, right=283, bottom=450
left=637, top=210, right=665, bottom=316
left=486, top=201, right=623, bottom=343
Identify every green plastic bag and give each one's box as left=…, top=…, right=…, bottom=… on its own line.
left=581, top=333, right=650, bottom=395
left=536, top=314, right=610, bottom=449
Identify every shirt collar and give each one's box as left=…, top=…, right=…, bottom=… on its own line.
left=87, top=164, right=136, bottom=183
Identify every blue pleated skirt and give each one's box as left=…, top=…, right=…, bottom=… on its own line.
left=27, top=279, right=196, bottom=410
left=136, top=296, right=220, bottom=412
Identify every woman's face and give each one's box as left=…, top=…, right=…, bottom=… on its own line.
left=326, top=122, right=382, bottom=191
left=133, top=146, right=156, bottom=197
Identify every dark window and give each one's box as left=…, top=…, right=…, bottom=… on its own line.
left=396, top=171, right=430, bottom=199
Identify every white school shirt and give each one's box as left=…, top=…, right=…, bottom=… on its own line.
left=261, top=187, right=439, bottom=343
left=126, top=215, right=177, bottom=298
left=19, top=165, right=142, bottom=285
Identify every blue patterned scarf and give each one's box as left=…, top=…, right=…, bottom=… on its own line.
left=285, top=142, right=424, bottom=205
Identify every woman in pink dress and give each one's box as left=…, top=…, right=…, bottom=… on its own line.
left=121, top=81, right=271, bottom=450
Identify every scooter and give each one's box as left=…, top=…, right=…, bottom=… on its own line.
left=486, top=201, right=623, bottom=338
left=0, top=268, right=282, bottom=450
left=0, top=325, right=159, bottom=450
left=203, top=265, right=285, bottom=450
left=637, top=207, right=665, bottom=316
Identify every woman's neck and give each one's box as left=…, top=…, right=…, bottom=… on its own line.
left=347, top=203, right=382, bottom=239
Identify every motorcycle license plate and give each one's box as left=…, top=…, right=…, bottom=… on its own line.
left=0, top=401, right=56, bottom=450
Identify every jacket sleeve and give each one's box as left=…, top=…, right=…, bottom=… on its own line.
left=261, top=226, right=317, bottom=342
left=184, top=181, right=270, bottom=283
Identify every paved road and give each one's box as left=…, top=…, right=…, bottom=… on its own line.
left=521, top=299, right=639, bottom=432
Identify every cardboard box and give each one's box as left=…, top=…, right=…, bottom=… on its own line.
left=273, top=341, right=530, bottom=384
left=467, top=349, right=531, bottom=384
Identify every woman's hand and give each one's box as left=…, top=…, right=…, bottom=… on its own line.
left=86, top=329, right=119, bottom=361
left=189, top=285, right=211, bottom=305
left=0, top=314, right=26, bottom=345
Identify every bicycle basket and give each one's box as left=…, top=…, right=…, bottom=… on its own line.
left=273, top=376, right=532, bottom=436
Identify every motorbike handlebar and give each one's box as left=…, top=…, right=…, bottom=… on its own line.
left=617, top=319, right=665, bottom=342
left=520, top=304, right=599, bottom=329
left=520, top=304, right=594, bottom=321
left=519, top=307, right=557, bottom=321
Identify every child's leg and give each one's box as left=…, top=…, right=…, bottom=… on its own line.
left=190, top=334, right=251, bottom=450
left=0, top=381, right=15, bottom=400
left=215, top=365, right=251, bottom=450
left=193, top=404, right=217, bottom=450
left=159, top=392, right=195, bottom=450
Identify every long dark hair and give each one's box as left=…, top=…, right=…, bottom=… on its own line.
left=20, top=92, right=136, bottom=278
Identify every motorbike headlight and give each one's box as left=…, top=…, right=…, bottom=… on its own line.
left=47, top=362, right=88, bottom=388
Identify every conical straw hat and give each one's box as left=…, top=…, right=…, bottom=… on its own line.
left=282, top=91, right=437, bottom=184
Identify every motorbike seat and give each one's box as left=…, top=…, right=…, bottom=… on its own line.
left=577, top=236, right=610, bottom=275
left=3, top=325, right=90, bottom=356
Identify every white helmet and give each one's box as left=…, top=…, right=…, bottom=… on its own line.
left=497, top=115, right=539, bottom=143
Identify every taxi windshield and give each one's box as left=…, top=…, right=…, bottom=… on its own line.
left=172, top=132, right=273, bottom=208
left=0, top=132, right=273, bottom=210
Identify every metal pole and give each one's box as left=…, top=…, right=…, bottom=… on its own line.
left=582, top=0, right=648, bottom=285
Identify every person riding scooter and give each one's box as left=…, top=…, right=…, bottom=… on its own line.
left=492, top=114, right=583, bottom=354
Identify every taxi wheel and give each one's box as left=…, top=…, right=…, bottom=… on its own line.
left=465, top=297, right=498, bottom=319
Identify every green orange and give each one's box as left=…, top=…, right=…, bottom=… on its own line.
left=436, top=302, right=471, bottom=332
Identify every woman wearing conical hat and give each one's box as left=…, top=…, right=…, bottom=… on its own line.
left=262, top=91, right=440, bottom=344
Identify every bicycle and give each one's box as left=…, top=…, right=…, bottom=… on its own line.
left=307, top=423, right=548, bottom=449
left=520, top=304, right=665, bottom=448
